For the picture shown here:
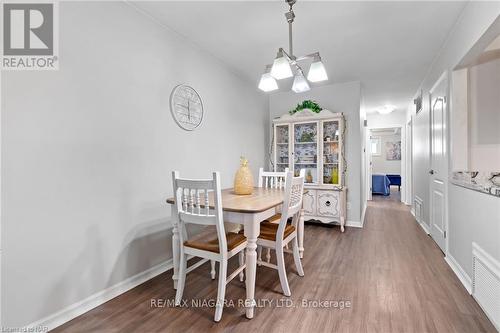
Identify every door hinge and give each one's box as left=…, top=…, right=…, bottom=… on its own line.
left=444, top=230, right=446, bottom=238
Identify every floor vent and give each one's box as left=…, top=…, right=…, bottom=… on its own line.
left=472, top=242, right=500, bottom=331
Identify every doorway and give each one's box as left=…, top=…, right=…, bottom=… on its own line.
left=367, top=126, right=405, bottom=203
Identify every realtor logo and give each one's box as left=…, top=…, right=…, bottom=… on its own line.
left=1, top=2, right=59, bottom=70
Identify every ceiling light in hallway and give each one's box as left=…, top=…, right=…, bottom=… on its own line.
left=377, top=105, right=396, bottom=114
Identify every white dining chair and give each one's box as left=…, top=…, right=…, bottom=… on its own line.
left=258, top=168, right=304, bottom=263
left=255, top=171, right=305, bottom=296
left=172, top=171, right=247, bottom=322
left=257, top=167, right=288, bottom=263
left=258, top=167, right=289, bottom=188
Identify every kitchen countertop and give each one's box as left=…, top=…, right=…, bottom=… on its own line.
left=450, top=171, right=500, bottom=198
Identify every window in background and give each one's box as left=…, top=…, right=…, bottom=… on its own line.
left=371, top=136, right=381, bottom=156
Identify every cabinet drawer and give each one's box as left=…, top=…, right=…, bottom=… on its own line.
left=317, top=190, right=340, bottom=217
left=302, top=189, right=316, bottom=215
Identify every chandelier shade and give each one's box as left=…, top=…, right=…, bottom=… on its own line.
left=292, top=70, right=310, bottom=93
left=258, top=70, right=279, bottom=92
left=270, top=51, right=293, bottom=80
left=307, top=57, right=328, bottom=82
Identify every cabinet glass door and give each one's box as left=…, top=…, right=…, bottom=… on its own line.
left=294, top=122, right=318, bottom=184
left=322, top=120, right=340, bottom=185
left=275, top=124, right=290, bottom=172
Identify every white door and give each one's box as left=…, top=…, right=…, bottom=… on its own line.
left=429, top=73, right=448, bottom=253
left=367, top=130, right=374, bottom=201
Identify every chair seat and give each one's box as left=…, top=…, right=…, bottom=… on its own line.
left=258, top=221, right=295, bottom=241
left=264, top=213, right=281, bottom=224
left=264, top=213, right=292, bottom=225
left=184, top=232, right=246, bottom=253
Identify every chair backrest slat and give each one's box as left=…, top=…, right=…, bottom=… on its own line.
left=196, top=190, right=201, bottom=215
left=205, top=189, right=210, bottom=215
left=276, top=171, right=305, bottom=243
left=172, top=171, right=227, bottom=254
left=258, top=167, right=289, bottom=189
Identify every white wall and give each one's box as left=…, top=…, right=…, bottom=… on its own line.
left=1, top=2, right=267, bottom=327
left=269, top=82, right=362, bottom=223
left=449, top=186, right=500, bottom=277
left=450, top=68, right=469, bottom=171
left=371, top=131, right=402, bottom=175
left=469, top=57, right=500, bottom=171
left=407, top=2, right=500, bottom=275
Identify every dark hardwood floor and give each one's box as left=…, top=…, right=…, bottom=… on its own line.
left=53, top=198, right=496, bottom=332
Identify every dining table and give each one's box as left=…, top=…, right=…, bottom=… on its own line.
left=166, top=187, right=305, bottom=319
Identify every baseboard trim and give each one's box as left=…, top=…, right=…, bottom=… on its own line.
left=360, top=203, right=367, bottom=228
left=28, top=259, right=173, bottom=331
left=346, top=220, right=363, bottom=228
left=418, top=220, right=430, bottom=235
left=410, top=208, right=415, bottom=218
left=445, top=255, right=472, bottom=294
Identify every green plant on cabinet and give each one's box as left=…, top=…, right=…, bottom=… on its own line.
left=289, top=100, right=323, bottom=115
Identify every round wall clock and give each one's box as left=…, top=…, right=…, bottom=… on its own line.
left=169, top=84, right=204, bottom=131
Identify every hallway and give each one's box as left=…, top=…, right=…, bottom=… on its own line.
left=53, top=199, right=495, bottom=332
left=361, top=198, right=495, bottom=332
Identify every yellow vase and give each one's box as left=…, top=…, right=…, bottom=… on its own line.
left=234, top=157, right=254, bottom=195
left=332, top=168, right=339, bottom=184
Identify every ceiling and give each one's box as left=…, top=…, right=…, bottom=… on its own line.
left=131, top=1, right=467, bottom=114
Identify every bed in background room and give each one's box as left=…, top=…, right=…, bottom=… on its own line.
left=372, top=174, right=391, bottom=196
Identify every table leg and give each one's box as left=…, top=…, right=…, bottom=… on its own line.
left=172, top=219, right=180, bottom=290
left=244, top=221, right=259, bottom=319
left=298, top=208, right=305, bottom=259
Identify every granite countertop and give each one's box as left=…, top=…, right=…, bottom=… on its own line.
left=451, top=172, right=500, bottom=198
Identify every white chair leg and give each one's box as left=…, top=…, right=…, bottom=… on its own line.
left=210, top=260, right=216, bottom=280
left=238, top=251, right=245, bottom=282
left=292, top=237, right=304, bottom=276
left=276, top=246, right=291, bottom=297
left=257, top=246, right=262, bottom=266
left=175, top=252, right=187, bottom=305
left=266, top=248, right=271, bottom=263
left=214, top=260, right=227, bottom=322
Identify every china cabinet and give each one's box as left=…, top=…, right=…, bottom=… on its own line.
left=273, top=109, right=347, bottom=231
